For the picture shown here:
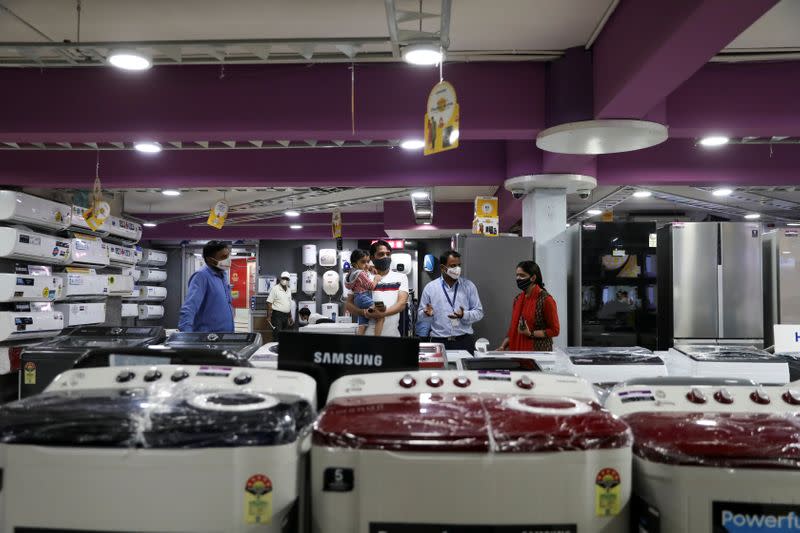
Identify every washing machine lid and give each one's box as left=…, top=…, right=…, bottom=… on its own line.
left=566, top=346, right=663, bottom=365
left=73, top=347, right=252, bottom=369
left=165, top=332, right=262, bottom=358
left=625, top=412, right=800, bottom=470
left=314, top=393, right=630, bottom=453
left=675, top=344, right=783, bottom=363
left=29, top=326, right=166, bottom=352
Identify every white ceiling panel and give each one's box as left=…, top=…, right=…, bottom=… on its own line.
left=726, top=0, right=800, bottom=50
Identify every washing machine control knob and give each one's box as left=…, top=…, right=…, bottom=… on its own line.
left=233, top=373, right=253, bottom=386
left=453, top=376, right=471, bottom=388
left=686, top=388, right=707, bottom=404
left=116, top=370, right=135, bottom=383
left=143, top=369, right=162, bottom=383
left=516, top=375, right=534, bottom=390
left=750, top=388, right=771, bottom=405
left=171, top=370, right=190, bottom=382
left=782, top=389, right=800, bottom=405
left=426, top=375, right=444, bottom=387
left=714, top=389, right=734, bottom=404
left=399, top=375, right=416, bottom=388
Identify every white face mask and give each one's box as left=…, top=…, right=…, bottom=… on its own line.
left=214, top=257, right=232, bottom=270
left=446, top=266, right=462, bottom=280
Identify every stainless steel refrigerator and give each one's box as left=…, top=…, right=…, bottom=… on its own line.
left=657, top=222, right=763, bottom=348
left=764, top=228, right=800, bottom=348
left=452, top=234, right=533, bottom=347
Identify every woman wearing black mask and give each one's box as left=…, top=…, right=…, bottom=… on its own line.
left=496, top=261, right=560, bottom=351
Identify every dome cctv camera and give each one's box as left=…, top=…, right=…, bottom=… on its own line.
left=577, top=189, right=591, bottom=199
left=511, top=188, right=526, bottom=200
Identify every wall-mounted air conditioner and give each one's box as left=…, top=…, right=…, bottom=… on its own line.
left=106, top=274, right=135, bottom=295
left=138, top=268, right=167, bottom=283
left=139, top=286, right=167, bottom=301
left=54, top=270, right=109, bottom=300
left=0, top=191, right=71, bottom=231
left=138, top=304, right=164, bottom=320
left=0, top=227, right=71, bottom=265
left=139, top=248, right=168, bottom=267
left=106, top=216, right=142, bottom=243
left=0, top=305, right=64, bottom=342
left=121, top=302, right=139, bottom=318
left=106, top=243, right=139, bottom=267
left=54, top=302, right=106, bottom=327
left=68, top=205, right=110, bottom=236
left=68, top=234, right=109, bottom=268
left=131, top=269, right=142, bottom=282
left=0, top=274, right=62, bottom=302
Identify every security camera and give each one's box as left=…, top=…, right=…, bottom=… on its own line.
left=577, top=189, right=591, bottom=199
left=511, top=188, right=526, bottom=200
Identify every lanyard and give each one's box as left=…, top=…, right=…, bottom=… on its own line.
left=441, top=278, right=459, bottom=311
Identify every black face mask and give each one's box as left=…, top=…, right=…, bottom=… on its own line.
left=373, top=257, right=392, bottom=272
left=516, top=277, right=532, bottom=291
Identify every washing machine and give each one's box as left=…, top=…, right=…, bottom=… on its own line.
left=0, top=354, right=316, bottom=533
left=418, top=342, right=446, bottom=369
left=18, top=325, right=166, bottom=398
left=479, top=349, right=570, bottom=374
left=300, top=322, right=358, bottom=335
left=164, top=331, right=263, bottom=360
left=312, top=370, right=632, bottom=532
left=606, top=377, right=800, bottom=532
left=671, top=344, right=790, bottom=384
left=250, top=341, right=279, bottom=369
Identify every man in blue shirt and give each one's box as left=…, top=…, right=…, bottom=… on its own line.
left=416, top=250, right=484, bottom=353
left=178, top=240, right=235, bottom=333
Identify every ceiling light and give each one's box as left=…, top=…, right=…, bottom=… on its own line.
left=411, top=191, right=429, bottom=199
left=401, top=139, right=425, bottom=150
left=633, top=190, right=652, bottom=198
left=402, top=44, right=443, bottom=66
left=290, top=224, right=303, bottom=230
left=143, top=222, right=157, bottom=228
left=415, top=209, right=432, bottom=216
left=108, top=50, right=152, bottom=71
left=422, top=221, right=432, bottom=225
left=699, top=136, right=730, bottom=147
left=587, top=209, right=603, bottom=216
left=161, top=189, right=181, bottom=197
left=134, top=141, right=162, bottom=153
left=712, top=188, right=733, bottom=197
left=788, top=223, right=800, bottom=226
left=284, top=210, right=300, bottom=217
left=744, top=213, right=761, bottom=220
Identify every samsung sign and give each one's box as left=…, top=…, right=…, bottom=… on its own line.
left=313, top=351, right=383, bottom=367
left=714, top=502, right=800, bottom=532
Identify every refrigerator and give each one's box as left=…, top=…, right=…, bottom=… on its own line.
left=657, top=222, right=763, bottom=349
left=452, top=234, right=533, bottom=347
left=763, top=228, right=800, bottom=348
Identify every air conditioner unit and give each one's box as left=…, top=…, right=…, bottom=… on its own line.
left=140, top=248, right=167, bottom=267
left=138, top=304, right=165, bottom=320
left=106, top=243, right=139, bottom=267
left=0, top=227, right=71, bottom=265
left=121, top=302, right=139, bottom=318
left=55, top=271, right=109, bottom=300
left=68, top=234, right=109, bottom=268
left=138, top=268, right=167, bottom=283
left=0, top=274, right=62, bottom=303
left=0, top=191, right=71, bottom=231
left=0, top=306, right=64, bottom=342
left=68, top=205, right=110, bottom=237
left=139, top=286, right=167, bottom=301
left=106, top=216, right=142, bottom=243
left=54, top=302, right=106, bottom=327
left=106, top=274, right=135, bottom=295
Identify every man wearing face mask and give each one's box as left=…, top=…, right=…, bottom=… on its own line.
left=178, top=240, right=235, bottom=333
left=266, top=272, right=294, bottom=335
left=416, top=250, right=483, bottom=352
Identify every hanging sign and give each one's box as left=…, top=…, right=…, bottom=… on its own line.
left=332, top=209, right=342, bottom=239
left=207, top=200, right=229, bottom=229
left=472, top=196, right=499, bottom=237
left=82, top=177, right=110, bottom=231
left=424, top=81, right=459, bottom=156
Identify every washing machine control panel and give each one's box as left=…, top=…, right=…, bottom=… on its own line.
left=328, top=370, right=598, bottom=401
left=607, top=381, right=800, bottom=416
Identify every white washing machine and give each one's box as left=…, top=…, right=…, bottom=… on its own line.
left=312, top=370, right=631, bottom=532
left=606, top=377, right=800, bottom=532
left=0, top=362, right=316, bottom=532
left=250, top=341, right=279, bottom=369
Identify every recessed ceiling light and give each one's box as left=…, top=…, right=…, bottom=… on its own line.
left=633, top=190, right=652, bottom=198
left=744, top=213, right=761, bottom=220
left=415, top=209, right=432, bottom=216
left=712, top=188, right=733, bottom=197
left=401, top=139, right=425, bottom=150
left=788, top=223, right=800, bottom=226
left=143, top=222, right=158, bottom=228
left=587, top=209, right=603, bottom=216
left=108, top=50, right=152, bottom=71
left=284, top=210, right=300, bottom=217
left=134, top=141, right=162, bottom=153
left=422, top=221, right=432, bottom=225
left=411, top=191, right=429, bottom=199
left=290, top=224, right=303, bottom=230
left=161, top=189, right=181, bottom=197
left=402, top=44, right=443, bottom=66
left=699, top=136, right=730, bottom=147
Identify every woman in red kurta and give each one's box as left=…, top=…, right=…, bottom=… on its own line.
left=497, top=261, right=560, bottom=351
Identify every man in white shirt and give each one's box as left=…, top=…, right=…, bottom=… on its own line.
left=266, top=271, right=294, bottom=334
left=345, top=240, right=409, bottom=337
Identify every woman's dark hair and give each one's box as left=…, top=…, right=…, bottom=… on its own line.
left=202, top=240, right=230, bottom=260
left=517, top=260, right=545, bottom=289
left=350, top=249, right=369, bottom=265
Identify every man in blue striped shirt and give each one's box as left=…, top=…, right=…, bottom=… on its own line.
left=416, top=250, right=484, bottom=353
left=178, top=241, right=235, bottom=333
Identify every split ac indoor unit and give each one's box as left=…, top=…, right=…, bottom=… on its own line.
left=0, top=191, right=71, bottom=231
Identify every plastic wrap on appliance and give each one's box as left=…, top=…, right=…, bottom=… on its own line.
left=0, top=386, right=315, bottom=449
left=313, top=393, right=632, bottom=453
left=624, top=411, right=800, bottom=469
left=675, top=344, right=778, bottom=361
left=565, top=346, right=663, bottom=365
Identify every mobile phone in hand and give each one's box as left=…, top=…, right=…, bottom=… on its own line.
left=374, top=302, right=386, bottom=312
left=518, top=317, right=526, bottom=330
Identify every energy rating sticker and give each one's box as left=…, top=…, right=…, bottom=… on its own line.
left=23, top=361, right=36, bottom=385
left=244, top=474, right=273, bottom=524
left=595, top=468, right=622, bottom=516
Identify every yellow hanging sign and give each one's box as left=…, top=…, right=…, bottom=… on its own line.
left=83, top=176, right=110, bottom=231
left=472, top=196, right=499, bottom=237
left=207, top=200, right=229, bottom=229
left=424, top=81, right=459, bottom=156
left=332, top=209, right=342, bottom=239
